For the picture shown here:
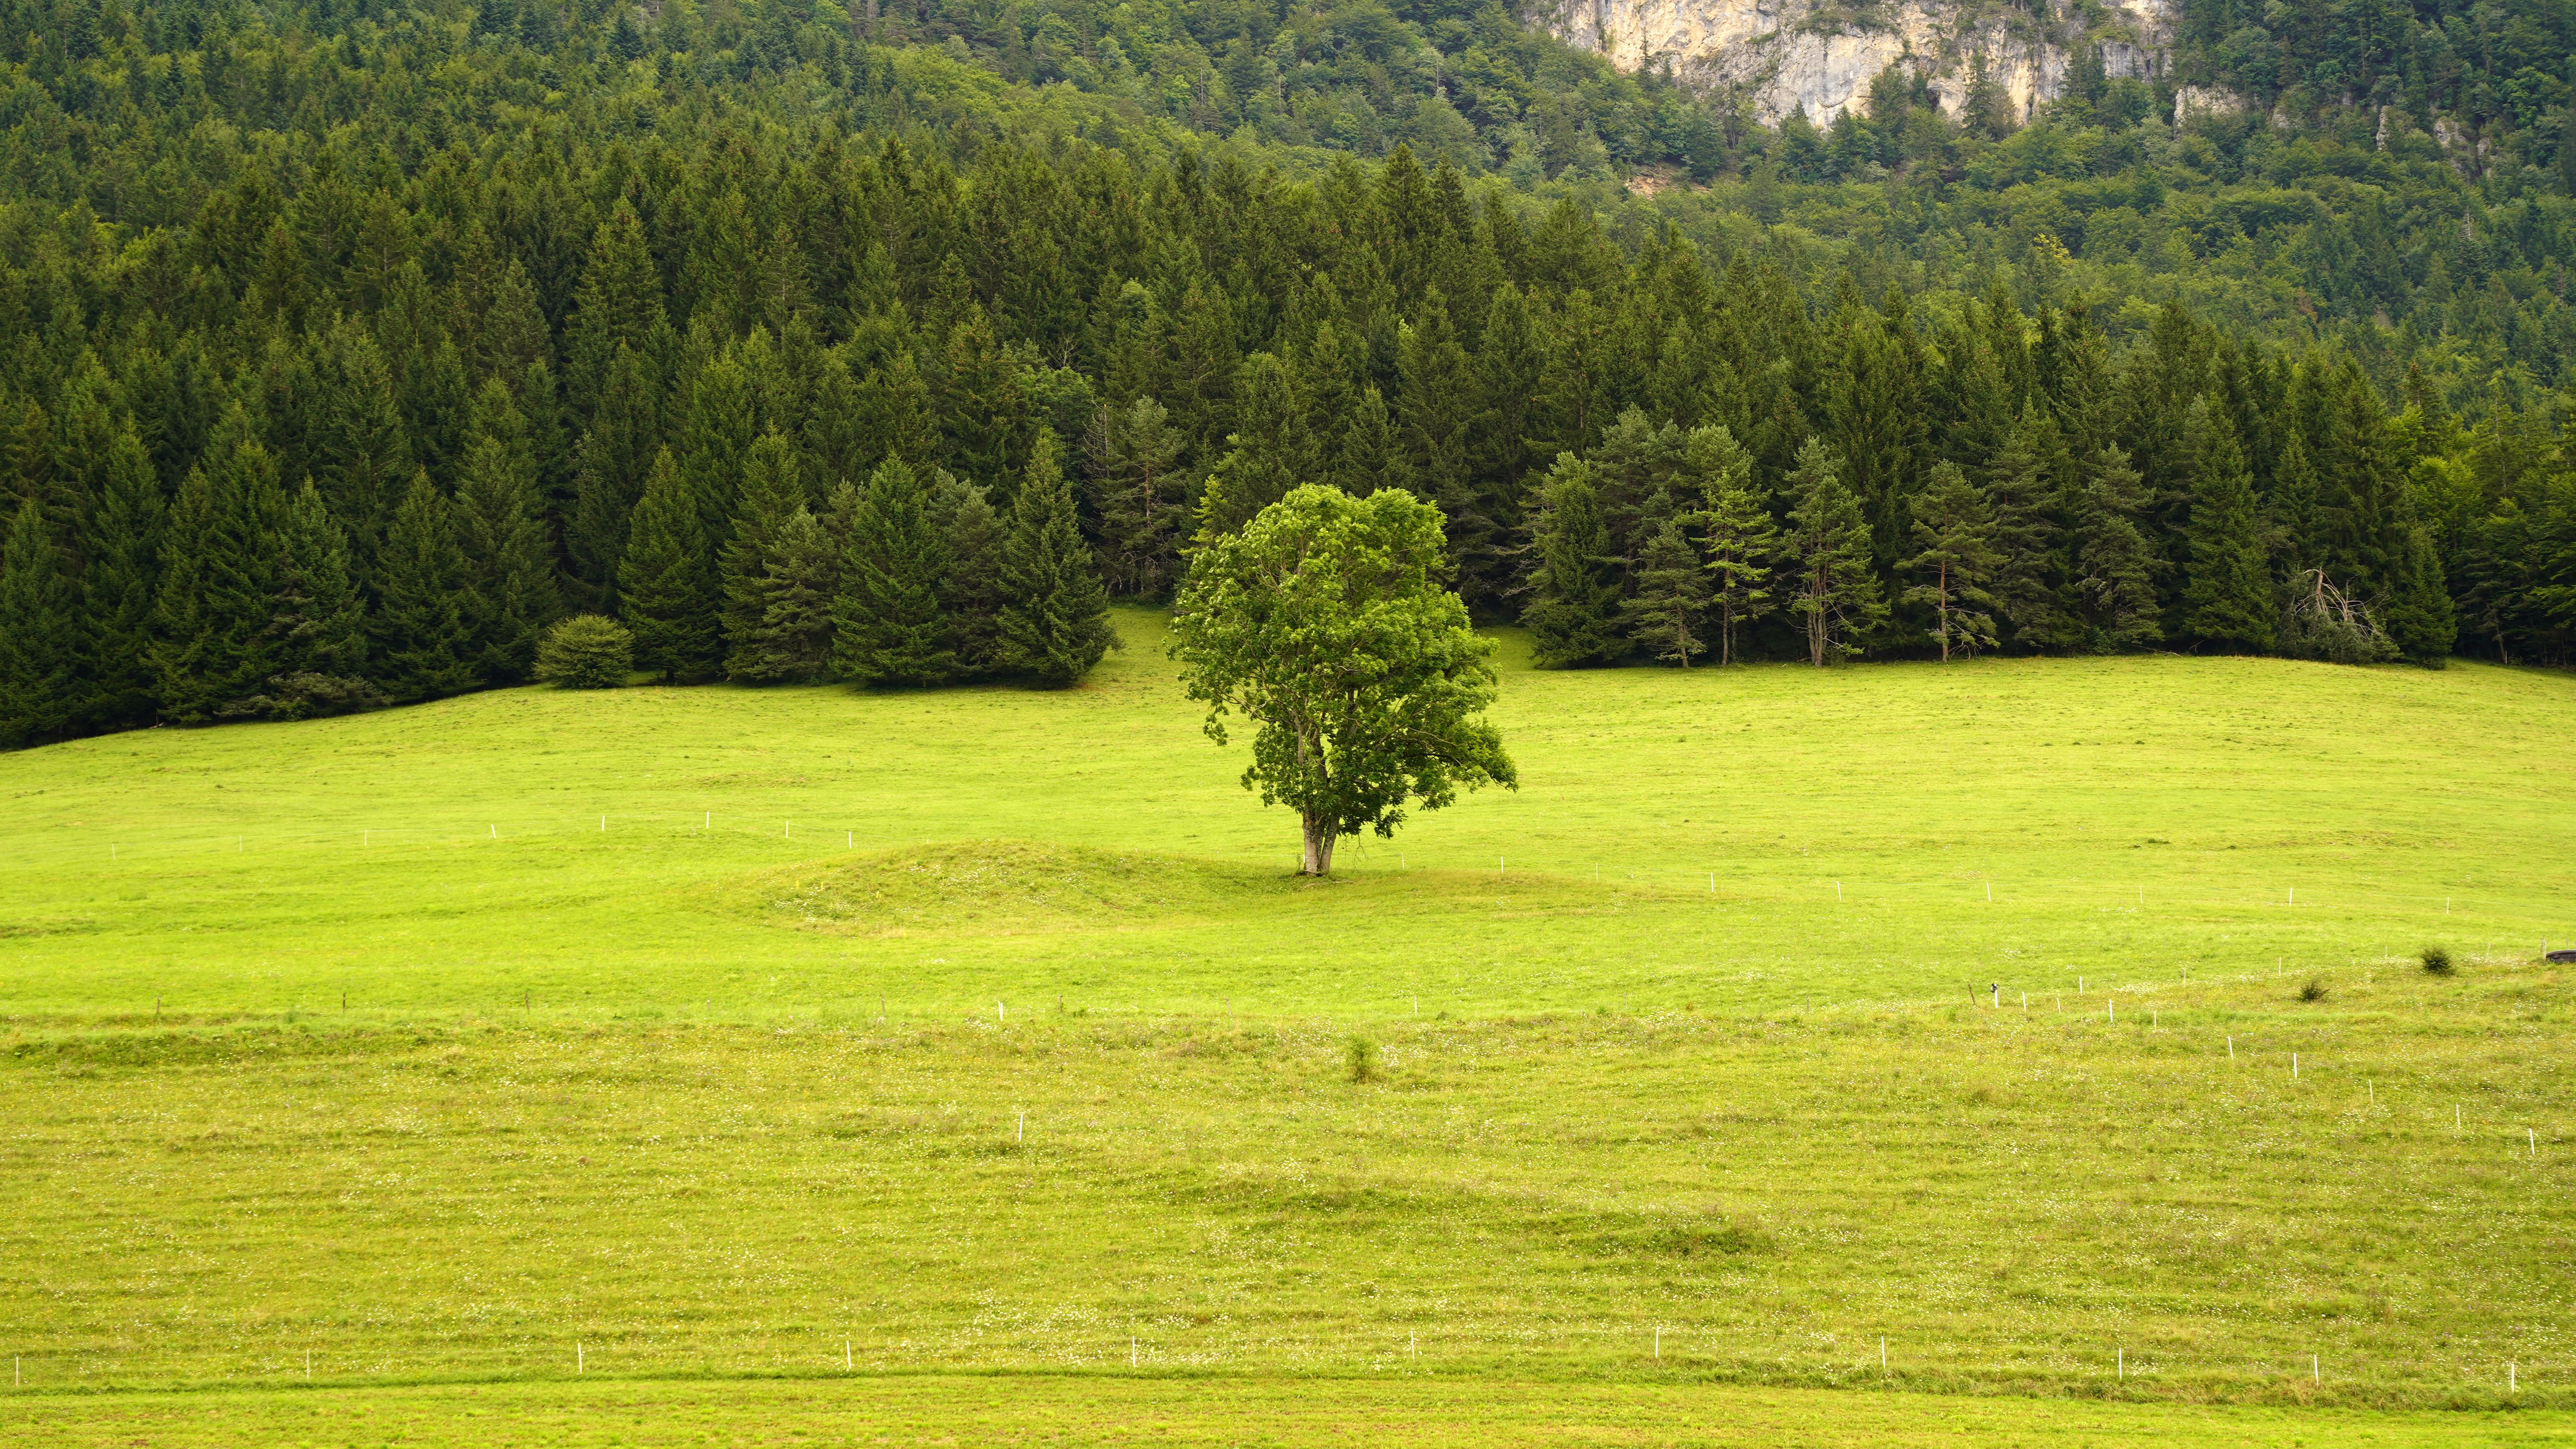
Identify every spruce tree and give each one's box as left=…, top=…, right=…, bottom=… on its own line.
left=833, top=458, right=957, bottom=686
left=1623, top=493, right=1711, bottom=666
left=1987, top=404, right=2072, bottom=650
left=1088, top=396, right=1190, bottom=597
left=2072, top=445, right=2162, bottom=652
left=373, top=471, right=475, bottom=700
left=149, top=421, right=286, bottom=723
left=620, top=449, right=720, bottom=682
left=1691, top=424, right=1776, bottom=665
left=243, top=481, right=379, bottom=718
left=2179, top=398, right=2277, bottom=653
left=1783, top=438, right=1886, bottom=665
left=0, top=499, right=76, bottom=747
left=937, top=470, right=1007, bottom=674
left=566, top=343, right=662, bottom=610
left=1523, top=456, right=1626, bottom=667
left=80, top=425, right=164, bottom=727
left=997, top=427, right=1114, bottom=688
left=721, top=432, right=807, bottom=678
left=1900, top=462, right=2003, bottom=661
left=731, top=506, right=838, bottom=682
left=1398, top=293, right=1496, bottom=604
left=455, top=381, right=562, bottom=683
left=1195, top=354, right=1302, bottom=541
left=2383, top=520, right=2458, bottom=664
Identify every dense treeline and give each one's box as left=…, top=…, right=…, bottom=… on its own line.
left=2, top=0, right=2575, bottom=748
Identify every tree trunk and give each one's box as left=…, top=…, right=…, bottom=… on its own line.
left=1300, top=812, right=1336, bottom=876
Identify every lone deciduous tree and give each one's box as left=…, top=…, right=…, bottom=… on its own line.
left=1170, top=485, right=1516, bottom=876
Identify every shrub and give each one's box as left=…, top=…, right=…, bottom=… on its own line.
left=535, top=615, right=634, bottom=688
left=2422, top=946, right=2455, bottom=976
left=2299, top=977, right=2329, bottom=1002
left=1346, top=1035, right=1378, bottom=1083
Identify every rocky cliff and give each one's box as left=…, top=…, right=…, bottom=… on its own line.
left=1528, top=0, right=2180, bottom=127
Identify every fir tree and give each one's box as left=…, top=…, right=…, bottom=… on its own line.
left=1691, top=424, right=1776, bottom=666
left=80, top=426, right=164, bottom=727
left=721, top=432, right=808, bottom=679
left=1398, top=292, right=1496, bottom=603
left=455, top=381, right=562, bottom=682
left=732, top=506, right=839, bottom=682
left=1623, top=493, right=1711, bottom=666
left=1783, top=438, right=1886, bottom=665
left=2179, top=398, right=2277, bottom=653
left=1987, top=404, right=2072, bottom=650
left=149, top=421, right=286, bottom=723
left=834, top=458, right=957, bottom=686
left=936, top=470, right=1007, bottom=674
left=566, top=343, right=662, bottom=610
left=2383, top=520, right=2458, bottom=665
left=998, top=427, right=1115, bottom=688
left=1195, top=355, right=1302, bottom=541
left=620, top=449, right=720, bottom=682
left=2072, top=446, right=2162, bottom=652
left=1900, top=462, right=2003, bottom=661
left=1088, top=396, right=1190, bottom=597
left=1522, top=456, right=1626, bottom=667
left=372, top=471, right=475, bottom=701
left=0, top=500, right=76, bottom=746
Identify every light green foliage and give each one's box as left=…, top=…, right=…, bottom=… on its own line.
left=1171, top=490, right=1514, bottom=874
left=533, top=614, right=635, bottom=688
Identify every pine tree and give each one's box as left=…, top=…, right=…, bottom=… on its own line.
left=1623, top=493, right=1710, bottom=666
left=722, top=432, right=808, bottom=678
left=1088, top=396, right=1190, bottom=597
left=80, top=425, right=164, bottom=728
left=1691, top=424, right=1776, bottom=665
left=455, top=380, right=562, bottom=683
left=567, top=343, right=662, bottom=610
left=731, top=506, right=838, bottom=682
left=2072, top=445, right=2162, bottom=652
left=997, top=427, right=1114, bottom=688
left=2179, top=398, right=2276, bottom=653
left=373, top=471, right=475, bottom=700
left=1523, top=456, right=1626, bottom=667
left=1900, top=462, right=2003, bottom=661
left=0, top=500, right=76, bottom=747
left=620, top=449, right=720, bottom=682
left=834, top=458, right=957, bottom=686
left=1783, top=438, right=1886, bottom=666
left=937, top=470, right=1007, bottom=675
left=149, top=421, right=286, bottom=723
left=1195, top=354, right=1302, bottom=541
left=1987, top=404, right=2071, bottom=650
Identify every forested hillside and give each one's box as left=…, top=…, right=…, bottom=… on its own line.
left=0, top=0, right=2573, bottom=749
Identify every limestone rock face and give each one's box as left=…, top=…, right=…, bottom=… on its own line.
left=1527, top=0, right=2181, bottom=126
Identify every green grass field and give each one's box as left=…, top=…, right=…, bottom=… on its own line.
left=3, top=609, right=2573, bottom=1443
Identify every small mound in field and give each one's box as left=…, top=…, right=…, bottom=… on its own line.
left=728, top=841, right=1262, bottom=937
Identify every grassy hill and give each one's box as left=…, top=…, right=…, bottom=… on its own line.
left=3, top=614, right=2573, bottom=1442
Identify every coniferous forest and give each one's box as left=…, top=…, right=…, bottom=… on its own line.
left=3, top=0, right=2576, bottom=748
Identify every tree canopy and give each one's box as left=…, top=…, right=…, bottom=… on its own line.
left=1170, top=486, right=1515, bottom=876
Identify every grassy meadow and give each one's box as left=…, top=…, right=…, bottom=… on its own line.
left=1, top=608, right=2569, bottom=1022
left=3, top=608, right=2573, bottom=1443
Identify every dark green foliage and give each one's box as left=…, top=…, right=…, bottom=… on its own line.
left=835, top=458, right=957, bottom=687
left=0, top=1, right=2569, bottom=749
left=455, top=382, right=563, bottom=684
left=1782, top=440, right=1886, bottom=666
left=1624, top=495, right=1710, bottom=667
left=535, top=615, right=636, bottom=689
left=1694, top=426, right=1776, bottom=667
left=722, top=433, right=811, bottom=681
left=2299, top=978, right=2329, bottom=1003
left=1901, top=463, right=2003, bottom=661
left=0, top=500, right=76, bottom=746
left=998, top=428, right=1115, bottom=689
left=252, top=481, right=376, bottom=716
left=2180, top=400, right=2278, bottom=654
left=1523, top=458, right=1627, bottom=668
left=619, top=449, right=720, bottom=683
left=371, top=472, right=475, bottom=703
left=2071, top=446, right=2162, bottom=654
left=2421, top=946, right=2456, bottom=977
